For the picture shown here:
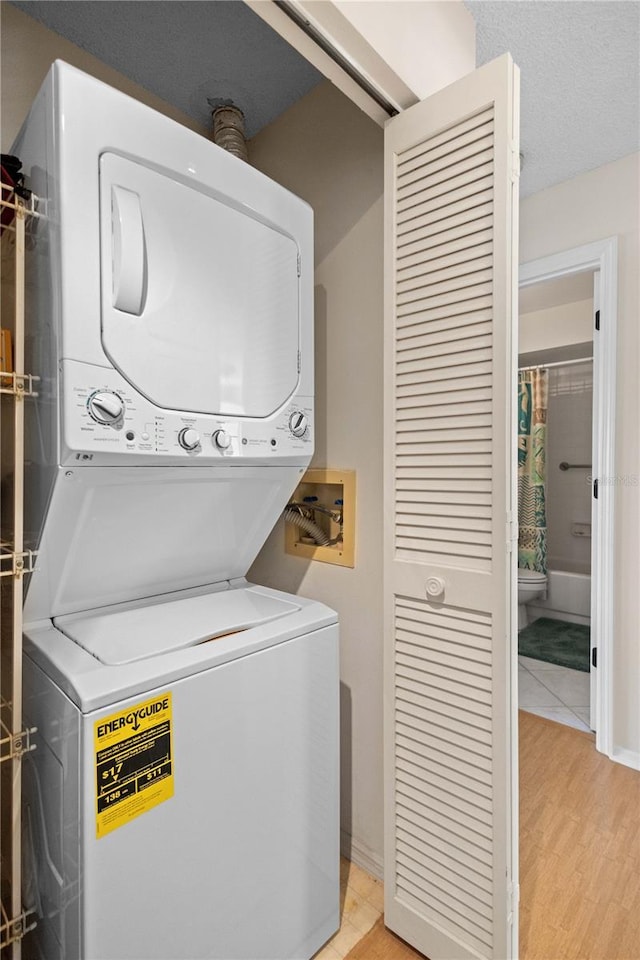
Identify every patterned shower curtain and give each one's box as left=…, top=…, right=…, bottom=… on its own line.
left=518, top=368, right=548, bottom=573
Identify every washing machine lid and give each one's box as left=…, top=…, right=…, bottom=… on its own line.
left=23, top=464, right=304, bottom=623
left=518, top=569, right=547, bottom=582
left=54, top=586, right=301, bottom=665
left=99, top=152, right=300, bottom=418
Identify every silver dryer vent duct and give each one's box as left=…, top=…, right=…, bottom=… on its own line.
left=210, top=103, right=248, bottom=163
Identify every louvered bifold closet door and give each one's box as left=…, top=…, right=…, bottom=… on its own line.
left=383, top=55, right=520, bottom=960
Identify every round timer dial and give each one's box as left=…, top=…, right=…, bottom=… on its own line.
left=289, top=412, right=308, bottom=438
left=87, top=391, right=124, bottom=425
left=213, top=429, right=232, bottom=450
left=178, top=428, right=201, bottom=451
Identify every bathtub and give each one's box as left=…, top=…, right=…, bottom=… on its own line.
left=526, top=566, right=591, bottom=626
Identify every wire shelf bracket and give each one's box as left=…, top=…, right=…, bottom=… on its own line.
left=0, top=372, right=39, bottom=398
left=0, top=901, right=38, bottom=950
left=0, top=547, right=38, bottom=578
left=0, top=699, right=37, bottom=764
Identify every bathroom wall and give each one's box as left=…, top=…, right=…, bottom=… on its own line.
left=519, top=296, right=594, bottom=575
left=521, top=152, right=640, bottom=766
left=545, top=362, right=593, bottom=573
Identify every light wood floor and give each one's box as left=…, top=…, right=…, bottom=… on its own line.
left=519, top=709, right=640, bottom=959
left=323, top=710, right=640, bottom=960
left=344, top=918, right=424, bottom=959
left=313, top=859, right=385, bottom=958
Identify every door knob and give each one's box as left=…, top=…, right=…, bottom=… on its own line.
left=425, top=577, right=445, bottom=598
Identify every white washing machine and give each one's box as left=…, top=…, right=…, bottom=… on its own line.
left=15, top=62, right=339, bottom=960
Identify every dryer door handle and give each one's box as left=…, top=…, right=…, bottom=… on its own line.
left=112, top=185, right=147, bottom=315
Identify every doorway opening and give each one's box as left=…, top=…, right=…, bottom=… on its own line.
left=518, top=237, right=617, bottom=758
left=517, top=270, right=594, bottom=732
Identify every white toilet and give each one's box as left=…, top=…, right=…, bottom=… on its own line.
left=517, top=569, right=548, bottom=630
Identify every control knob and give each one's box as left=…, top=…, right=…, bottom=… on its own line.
left=178, top=427, right=201, bottom=451
left=289, top=411, right=308, bottom=438
left=88, top=390, right=124, bottom=424
left=213, top=429, right=232, bottom=450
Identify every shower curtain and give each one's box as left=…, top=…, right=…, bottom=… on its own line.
left=518, top=368, right=548, bottom=573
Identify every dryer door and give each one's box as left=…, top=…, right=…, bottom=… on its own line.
left=99, top=153, right=300, bottom=418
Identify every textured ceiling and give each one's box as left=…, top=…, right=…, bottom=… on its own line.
left=9, top=0, right=324, bottom=138
left=10, top=1, right=640, bottom=196
left=467, top=0, right=640, bottom=196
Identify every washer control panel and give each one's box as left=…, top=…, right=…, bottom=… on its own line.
left=62, top=360, right=312, bottom=464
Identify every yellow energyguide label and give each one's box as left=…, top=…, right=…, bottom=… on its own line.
left=94, top=692, right=173, bottom=838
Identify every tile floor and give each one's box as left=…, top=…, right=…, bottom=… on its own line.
left=519, top=654, right=591, bottom=731
left=313, top=858, right=384, bottom=959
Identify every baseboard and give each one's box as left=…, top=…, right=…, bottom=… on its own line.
left=340, top=829, right=383, bottom=880
left=526, top=605, right=590, bottom=627
left=610, top=746, right=640, bottom=771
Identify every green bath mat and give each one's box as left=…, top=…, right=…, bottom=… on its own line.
left=518, top=617, right=590, bottom=672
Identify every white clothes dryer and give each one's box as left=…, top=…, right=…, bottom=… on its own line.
left=14, top=62, right=339, bottom=960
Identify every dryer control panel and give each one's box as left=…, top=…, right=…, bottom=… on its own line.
left=62, top=361, right=312, bottom=465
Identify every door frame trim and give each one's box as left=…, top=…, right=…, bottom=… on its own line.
left=519, top=236, right=618, bottom=759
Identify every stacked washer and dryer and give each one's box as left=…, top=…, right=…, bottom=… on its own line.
left=14, top=62, right=339, bottom=960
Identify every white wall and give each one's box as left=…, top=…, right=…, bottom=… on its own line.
left=247, top=82, right=386, bottom=873
left=332, top=0, right=476, bottom=100
left=519, top=298, right=593, bottom=354
left=520, top=152, right=640, bottom=761
left=249, top=0, right=475, bottom=123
